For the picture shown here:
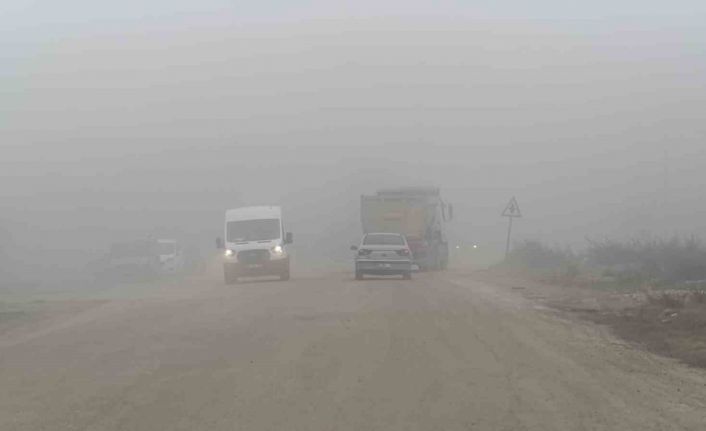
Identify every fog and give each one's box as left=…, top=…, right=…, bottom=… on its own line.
left=3, top=2, right=706, bottom=284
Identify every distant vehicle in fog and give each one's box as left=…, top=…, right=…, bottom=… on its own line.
left=156, top=239, right=184, bottom=274
left=94, top=239, right=161, bottom=281
left=361, top=187, right=453, bottom=271
left=216, top=206, right=293, bottom=284
left=181, top=244, right=206, bottom=274
left=92, top=238, right=197, bottom=282
left=351, top=233, right=413, bottom=280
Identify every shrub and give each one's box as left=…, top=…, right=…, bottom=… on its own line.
left=503, top=240, right=579, bottom=277
left=586, top=236, right=706, bottom=284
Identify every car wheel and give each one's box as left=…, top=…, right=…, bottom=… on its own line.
left=403, top=272, right=412, bottom=280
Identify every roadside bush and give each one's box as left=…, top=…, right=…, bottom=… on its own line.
left=496, top=235, right=706, bottom=289
left=502, top=240, right=579, bottom=280
left=586, top=236, right=706, bottom=284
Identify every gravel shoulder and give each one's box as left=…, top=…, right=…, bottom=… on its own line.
left=473, top=268, right=706, bottom=368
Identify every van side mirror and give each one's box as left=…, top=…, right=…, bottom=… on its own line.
left=448, top=204, right=454, bottom=220
left=350, top=245, right=358, bottom=251
left=216, top=237, right=224, bottom=249
left=285, top=232, right=293, bottom=244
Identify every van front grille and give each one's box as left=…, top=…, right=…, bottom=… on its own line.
left=238, top=249, right=270, bottom=264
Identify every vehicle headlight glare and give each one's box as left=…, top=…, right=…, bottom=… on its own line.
left=224, top=249, right=234, bottom=257
left=272, top=245, right=284, bottom=255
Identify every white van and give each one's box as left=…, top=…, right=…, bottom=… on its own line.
left=216, top=206, right=293, bottom=284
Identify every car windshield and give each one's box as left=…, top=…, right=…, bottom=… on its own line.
left=227, top=219, right=280, bottom=242
left=363, top=234, right=405, bottom=245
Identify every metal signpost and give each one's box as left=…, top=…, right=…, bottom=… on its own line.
left=502, top=196, right=522, bottom=259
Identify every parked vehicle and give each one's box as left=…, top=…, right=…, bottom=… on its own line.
left=360, top=187, right=453, bottom=270
left=95, top=239, right=161, bottom=281
left=351, top=233, right=413, bottom=280
left=181, top=244, right=206, bottom=274
left=156, top=239, right=184, bottom=274
left=216, top=206, right=293, bottom=284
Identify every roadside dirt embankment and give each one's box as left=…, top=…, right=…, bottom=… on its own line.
left=474, top=269, right=706, bottom=368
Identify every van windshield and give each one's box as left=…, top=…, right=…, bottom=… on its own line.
left=227, top=219, right=280, bottom=242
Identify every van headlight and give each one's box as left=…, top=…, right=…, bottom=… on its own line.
left=271, top=245, right=284, bottom=255
left=224, top=249, right=234, bottom=257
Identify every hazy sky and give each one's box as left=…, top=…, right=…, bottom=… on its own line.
left=2, top=2, right=706, bottom=280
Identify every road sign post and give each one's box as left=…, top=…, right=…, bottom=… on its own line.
left=502, top=196, right=522, bottom=260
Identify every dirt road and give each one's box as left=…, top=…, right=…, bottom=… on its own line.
left=1, top=271, right=705, bottom=430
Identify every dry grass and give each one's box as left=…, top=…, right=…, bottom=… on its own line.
left=691, top=290, right=706, bottom=304
left=580, top=292, right=706, bottom=368
left=646, top=291, right=687, bottom=309
left=587, top=236, right=706, bottom=284
left=493, top=237, right=706, bottom=368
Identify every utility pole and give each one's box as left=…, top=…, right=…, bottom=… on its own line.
left=502, top=196, right=522, bottom=260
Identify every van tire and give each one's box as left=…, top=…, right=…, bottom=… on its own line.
left=280, top=270, right=290, bottom=281
left=402, top=272, right=412, bottom=280
left=224, top=268, right=238, bottom=285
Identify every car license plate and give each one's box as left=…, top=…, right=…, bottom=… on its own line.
left=378, top=263, right=391, bottom=268
left=248, top=264, right=263, bottom=269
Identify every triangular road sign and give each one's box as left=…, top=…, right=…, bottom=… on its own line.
left=502, top=196, right=522, bottom=218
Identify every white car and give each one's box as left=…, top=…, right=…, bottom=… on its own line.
left=351, top=233, right=413, bottom=280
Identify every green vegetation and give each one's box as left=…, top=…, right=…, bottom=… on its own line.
left=500, top=236, right=706, bottom=289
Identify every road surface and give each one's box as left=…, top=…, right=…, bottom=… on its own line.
left=1, top=271, right=705, bottom=430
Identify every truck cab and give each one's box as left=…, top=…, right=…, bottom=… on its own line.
left=217, top=206, right=293, bottom=284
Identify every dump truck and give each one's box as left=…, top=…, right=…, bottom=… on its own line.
left=361, top=187, right=453, bottom=271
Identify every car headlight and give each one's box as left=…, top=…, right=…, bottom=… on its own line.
left=272, top=245, right=284, bottom=255
left=224, top=249, right=234, bottom=257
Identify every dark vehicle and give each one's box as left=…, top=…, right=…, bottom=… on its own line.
left=351, top=233, right=413, bottom=280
